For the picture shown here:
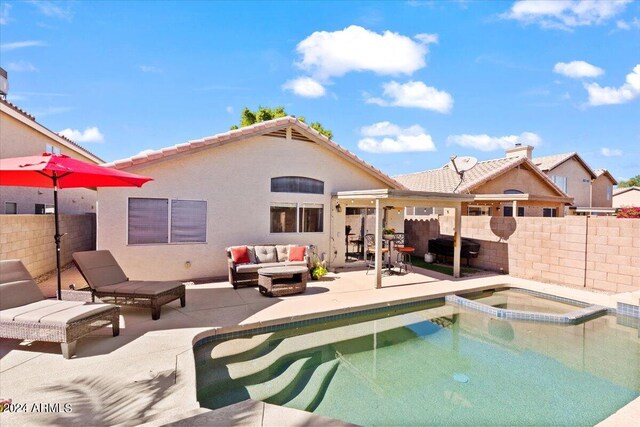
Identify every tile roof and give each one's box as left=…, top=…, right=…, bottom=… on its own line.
left=394, top=157, right=522, bottom=193
left=593, top=168, right=618, bottom=184
left=613, top=186, right=639, bottom=196
left=1, top=98, right=36, bottom=121
left=394, top=155, right=571, bottom=199
left=533, top=151, right=596, bottom=178
left=103, top=116, right=406, bottom=190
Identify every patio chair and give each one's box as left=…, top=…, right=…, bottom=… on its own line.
left=0, top=259, right=120, bottom=359
left=73, top=250, right=185, bottom=320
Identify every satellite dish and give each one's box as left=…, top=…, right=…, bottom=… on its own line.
left=449, top=155, right=478, bottom=193
left=448, top=155, right=478, bottom=173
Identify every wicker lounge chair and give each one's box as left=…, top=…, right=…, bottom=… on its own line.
left=73, top=250, right=186, bottom=320
left=0, top=259, right=120, bottom=359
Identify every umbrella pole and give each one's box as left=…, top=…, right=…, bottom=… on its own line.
left=53, top=174, right=62, bottom=300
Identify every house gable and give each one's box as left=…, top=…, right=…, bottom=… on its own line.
left=471, top=161, right=566, bottom=197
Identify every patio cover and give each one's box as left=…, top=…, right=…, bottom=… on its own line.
left=334, top=189, right=474, bottom=288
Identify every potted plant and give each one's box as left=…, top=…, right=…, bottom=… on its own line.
left=309, top=253, right=328, bottom=280
left=383, top=228, right=396, bottom=240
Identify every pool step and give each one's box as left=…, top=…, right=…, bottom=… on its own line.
left=246, top=357, right=312, bottom=402
left=284, top=359, right=340, bottom=412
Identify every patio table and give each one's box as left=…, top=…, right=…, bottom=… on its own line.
left=257, top=266, right=308, bottom=297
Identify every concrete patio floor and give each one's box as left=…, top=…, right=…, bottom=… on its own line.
left=1, top=265, right=638, bottom=426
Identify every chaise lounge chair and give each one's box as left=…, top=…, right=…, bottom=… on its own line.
left=73, top=250, right=185, bottom=320
left=0, top=259, right=120, bottom=359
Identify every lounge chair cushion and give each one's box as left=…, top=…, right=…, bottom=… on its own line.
left=0, top=299, right=115, bottom=325
left=96, top=280, right=183, bottom=296
left=0, top=260, right=45, bottom=310
left=283, top=261, right=308, bottom=267
left=73, top=250, right=128, bottom=289
left=254, top=246, right=278, bottom=264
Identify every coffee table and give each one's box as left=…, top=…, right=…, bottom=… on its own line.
left=257, top=266, right=308, bottom=297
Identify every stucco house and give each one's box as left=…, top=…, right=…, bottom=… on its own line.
left=0, top=99, right=103, bottom=214
left=396, top=144, right=573, bottom=217
left=613, top=186, right=640, bottom=208
left=533, top=152, right=616, bottom=215
left=97, top=117, right=416, bottom=281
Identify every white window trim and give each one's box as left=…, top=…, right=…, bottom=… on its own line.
left=270, top=202, right=324, bottom=234
left=127, top=197, right=207, bottom=246
left=467, top=205, right=492, bottom=216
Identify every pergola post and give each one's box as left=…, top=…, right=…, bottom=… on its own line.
left=512, top=200, right=518, bottom=217
left=453, top=203, right=462, bottom=278
left=374, top=198, right=383, bottom=289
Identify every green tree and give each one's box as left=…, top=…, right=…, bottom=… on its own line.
left=617, top=175, right=640, bottom=188
left=230, top=106, right=332, bottom=139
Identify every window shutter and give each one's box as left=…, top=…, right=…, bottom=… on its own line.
left=171, top=200, right=207, bottom=243
left=128, top=198, right=169, bottom=244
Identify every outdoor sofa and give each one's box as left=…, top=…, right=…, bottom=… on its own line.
left=0, top=259, right=120, bottom=359
left=73, top=250, right=185, bottom=320
left=226, top=244, right=310, bottom=288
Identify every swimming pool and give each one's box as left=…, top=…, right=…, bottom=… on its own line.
left=195, top=298, right=640, bottom=426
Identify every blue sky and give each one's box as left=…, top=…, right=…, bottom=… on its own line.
left=1, top=1, right=639, bottom=180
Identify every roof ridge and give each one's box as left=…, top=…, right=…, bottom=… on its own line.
left=1, top=98, right=36, bottom=121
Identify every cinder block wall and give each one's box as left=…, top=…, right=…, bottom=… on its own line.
left=407, top=216, right=640, bottom=293
left=0, top=214, right=96, bottom=278
left=404, top=218, right=439, bottom=257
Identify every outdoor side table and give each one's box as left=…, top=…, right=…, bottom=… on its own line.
left=257, top=266, right=308, bottom=297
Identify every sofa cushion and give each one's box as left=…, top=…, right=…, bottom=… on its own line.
left=284, top=261, right=308, bottom=267
left=254, top=246, right=277, bottom=263
left=96, top=280, right=184, bottom=296
left=228, top=246, right=257, bottom=264
left=73, top=251, right=129, bottom=289
left=288, top=246, right=306, bottom=262
left=230, top=246, right=251, bottom=264
left=275, top=245, right=290, bottom=262
left=0, top=260, right=45, bottom=310
left=235, top=262, right=282, bottom=274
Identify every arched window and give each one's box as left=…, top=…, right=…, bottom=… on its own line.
left=503, top=189, right=524, bottom=194
left=271, top=176, right=324, bottom=194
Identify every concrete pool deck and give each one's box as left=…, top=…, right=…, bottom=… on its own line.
left=1, top=265, right=638, bottom=426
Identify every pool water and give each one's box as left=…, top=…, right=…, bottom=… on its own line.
left=195, top=301, right=640, bottom=426
left=462, top=288, right=584, bottom=314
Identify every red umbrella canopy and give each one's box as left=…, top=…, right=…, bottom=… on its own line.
left=0, top=153, right=152, bottom=188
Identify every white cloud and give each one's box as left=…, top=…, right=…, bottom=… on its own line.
left=226, top=106, right=234, bottom=114
left=282, top=77, right=326, bottom=98
left=7, top=61, right=37, bottom=72
left=447, top=132, right=542, bottom=152
left=502, top=0, right=631, bottom=30
left=414, top=33, right=439, bottom=45
left=365, top=80, right=453, bottom=113
left=358, top=121, right=436, bottom=153
left=601, top=147, right=623, bottom=157
left=58, top=127, right=104, bottom=143
left=585, top=64, right=640, bottom=106
left=29, top=1, right=73, bottom=21
left=616, top=17, right=640, bottom=30
left=553, top=61, right=604, bottom=78
left=138, top=65, right=163, bottom=73
left=295, top=25, right=434, bottom=80
left=0, top=40, right=46, bottom=51
left=0, top=3, right=10, bottom=25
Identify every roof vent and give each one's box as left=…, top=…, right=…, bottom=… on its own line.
left=0, top=67, right=8, bottom=99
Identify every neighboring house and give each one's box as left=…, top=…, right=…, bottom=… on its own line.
left=533, top=152, right=615, bottom=215
left=0, top=99, right=103, bottom=214
left=613, top=186, right=640, bottom=208
left=591, top=169, right=617, bottom=209
left=97, top=116, right=407, bottom=280
left=396, top=144, right=572, bottom=217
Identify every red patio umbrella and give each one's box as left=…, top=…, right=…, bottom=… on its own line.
left=0, top=152, right=153, bottom=299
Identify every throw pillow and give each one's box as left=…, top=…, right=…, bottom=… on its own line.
left=288, top=246, right=306, bottom=261
left=230, top=246, right=251, bottom=264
